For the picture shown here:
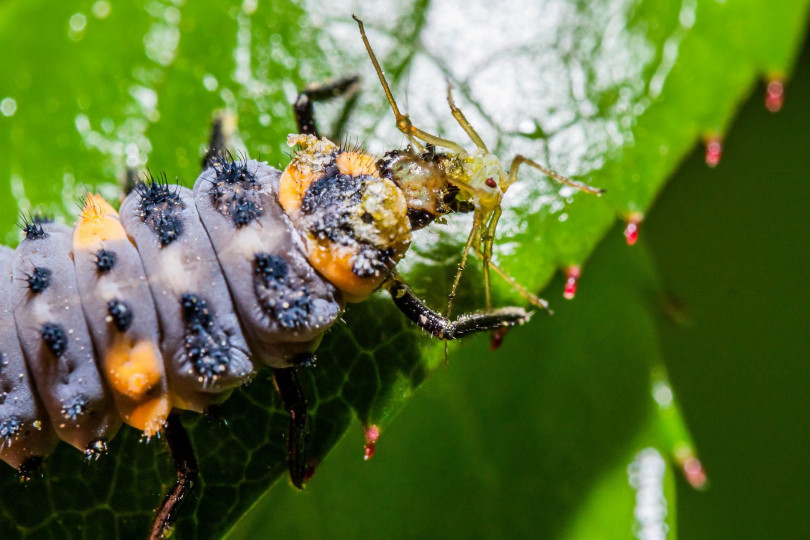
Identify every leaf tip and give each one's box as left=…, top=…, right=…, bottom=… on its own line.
left=765, top=76, right=785, bottom=113
left=674, top=443, right=709, bottom=490
left=563, top=265, right=581, bottom=300
left=704, top=136, right=723, bottom=168
left=623, top=213, right=643, bottom=246
left=363, top=424, right=380, bottom=461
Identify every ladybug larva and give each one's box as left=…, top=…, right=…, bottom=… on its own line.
left=0, top=16, right=603, bottom=539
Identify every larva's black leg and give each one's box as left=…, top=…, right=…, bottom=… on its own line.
left=273, top=366, right=308, bottom=489
left=124, top=168, right=139, bottom=196
left=151, top=414, right=198, bottom=540
left=202, top=115, right=228, bottom=169
left=294, top=76, right=360, bottom=137
left=384, top=275, right=532, bottom=340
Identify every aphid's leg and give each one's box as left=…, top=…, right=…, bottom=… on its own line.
left=385, top=274, right=531, bottom=339
left=472, top=245, right=552, bottom=313
left=480, top=206, right=502, bottom=310
left=446, top=212, right=483, bottom=318
left=151, top=414, right=198, bottom=540
left=353, top=15, right=467, bottom=155
left=446, top=84, right=489, bottom=152
left=293, top=76, right=360, bottom=137
left=273, top=366, right=308, bottom=489
left=508, top=155, right=605, bottom=195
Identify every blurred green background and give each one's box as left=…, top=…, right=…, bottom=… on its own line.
left=0, top=1, right=808, bottom=538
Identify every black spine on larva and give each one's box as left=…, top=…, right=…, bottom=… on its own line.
left=0, top=416, right=21, bottom=442
left=253, top=253, right=312, bottom=329
left=134, top=177, right=185, bottom=245
left=26, top=266, right=51, bottom=293
left=40, top=323, right=67, bottom=357
left=18, top=214, right=50, bottom=241
left=107, top=299, right=133, bottom=332
left=207, top=156, right=263, bottom=228
left=94, top=249, right=117, bottom=273
left=61, top=395, right=88, bottom=421
left=180, top=293, right=232, bottom=380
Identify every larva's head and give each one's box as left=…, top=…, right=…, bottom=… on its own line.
left=280, top=134, right=412, bottom=302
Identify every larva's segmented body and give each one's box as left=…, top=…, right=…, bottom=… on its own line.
left=193, top=160, right=343, bottom=366
left=0, top=247, right=58, bottom=473
left=0, top=158, right=351, bottom=472
left=11, top=222, right=122, bottom=457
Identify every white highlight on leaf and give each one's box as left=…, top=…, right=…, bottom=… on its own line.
left=203, top=74, right=219, bottom=92
left=92, top=1, right=111, bottom=19
left=652, top=381, right=674, bottom=408
left=628, top=447, right=669, bottom=540
left=0, top=97, right=17, bottom=117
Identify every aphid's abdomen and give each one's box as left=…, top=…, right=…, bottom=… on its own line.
left=73, top=195, right=171, bottom=436
left=0, top=246, right=58, bottom=471
left=11, top=222, right=121, bottom=454
left=194, top=159, right=343, bottom=367
left=120, top=182, right=255, bottom=411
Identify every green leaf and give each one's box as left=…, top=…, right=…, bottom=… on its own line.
left=0, top=1, right=807, bottom=538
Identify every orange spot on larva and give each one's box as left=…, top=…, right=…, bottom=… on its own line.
left=307, top=240, right=381, bottom=303
left=74, top=194, right=127, bottom=249
left=336, top=151, right=379, bottom=178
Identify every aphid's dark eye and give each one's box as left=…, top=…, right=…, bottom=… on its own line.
left=485, top=178, right=497, bottom=188
left=26, top=267, right=51, bottom=293
left=94, top=249, right=117, bottom=273
left=40, top=323, right=67, bottom=357
left=107, top=300, right=133, bottom=332
left=361, top=212, right=374, bottom=224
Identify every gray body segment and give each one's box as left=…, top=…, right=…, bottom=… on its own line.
left=120, top=185, right=255, bottom=411
left=194, top=160, right=343, bottom=367
left=11, top=223, right=121, bottom=453
left=72, top=209, right=171, bottom=434
left=0, top=246, right=58, bottom=469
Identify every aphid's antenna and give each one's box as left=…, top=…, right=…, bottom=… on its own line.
left=352, top=15, right=467, bottom=155
left=446, top=84, right=488, bottom=152
left=507, top=155, right=605, bottom=196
